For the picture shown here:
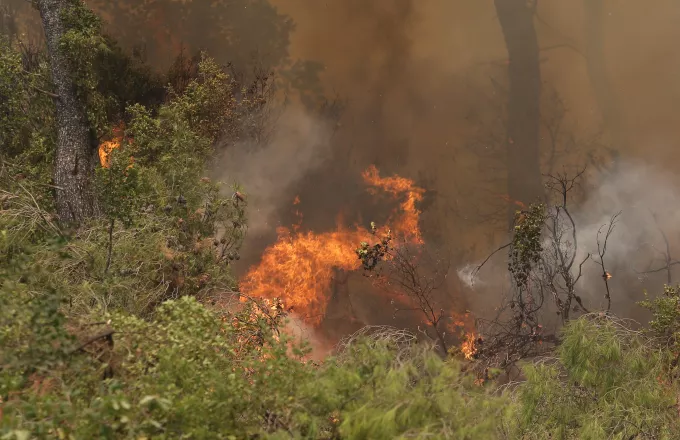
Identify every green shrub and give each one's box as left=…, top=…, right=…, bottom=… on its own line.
left=512, top=315, right=679, bottom=439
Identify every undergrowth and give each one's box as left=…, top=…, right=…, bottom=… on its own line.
left=1, top=4, right=680, bottom=439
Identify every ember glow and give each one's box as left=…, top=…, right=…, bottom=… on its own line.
left=239, top=166, right=425, bottom=326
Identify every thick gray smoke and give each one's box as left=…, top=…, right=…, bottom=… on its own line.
left=214, top=106, right=335, bottom=237
left=573, top=161, right=680, bottom=315
left=458, top=160, right=680, bottom=321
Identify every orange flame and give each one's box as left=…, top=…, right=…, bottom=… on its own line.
left=98, top=124, right=126, bottom=168
left=362, top=165, right=424, bottom=244
left=461, top=332, right=478, bottom=360
left=498, top=193, right=526, bottom=209
left=239, top=166, right=425, bottom=326
left=98, top=140, right=121, bottom=169
left=239, top=226, right=372, bottom=324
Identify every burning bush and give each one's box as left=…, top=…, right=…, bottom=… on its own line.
left=239, top=165, right=426, bottom=327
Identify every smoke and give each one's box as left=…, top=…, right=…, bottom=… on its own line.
left=572, top=161, right=680, bottom=315
left=214, top=106, right=336, bottom=237
left=458, top=160, right=680, bottom=323
left=457, top=264, right=481, bottom=291
left=9, top=0, right=680, bottom=332
left=283, top=314, right=332, bottom=361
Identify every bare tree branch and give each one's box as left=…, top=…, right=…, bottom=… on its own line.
left=359, top=235, right=456, bottom=356
left=68, top=328, right=115, bottom=355
left=470, top=242, right=512, bottom=284
left=648, top=209, right=674, bottom=284
left=593, top=211, right=622, bottom=311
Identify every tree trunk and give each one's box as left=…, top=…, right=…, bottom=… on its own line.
left=37, top=0, right=98, bottom=225
left=494, top=0, right=544, bottom=224
left=583, top=0, right=624, bottom=149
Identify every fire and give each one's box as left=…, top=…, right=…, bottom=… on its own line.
left=98, top=124, right=125, bottom=168
left=498, top=193, right=526, bottom=209
left=461, top=332, right=478, bottom=360
left=239, top=166, right=425, bottom=326
left=98, top=139, right=120, bottom=168
left=239, top=226, right=372, bottom=324
left=362, top=165, right=424, bottom=244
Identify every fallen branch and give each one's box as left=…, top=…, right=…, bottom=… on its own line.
left=31, top=85, right=60, bottom=100
left=68, top=328, right=114, bottom=355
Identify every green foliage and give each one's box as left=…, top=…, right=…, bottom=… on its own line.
left=59, top=0, right=112, bottom=137
left=59, top=0, right=165, bottom=139
left=0, top=13, right=161, bottom=202
left=94, top=38, right=165, bottom=118
left=639, top=284, right=680, bottom=387
left=124, top=55, right=251, bottom=200
left=0, top=38, right=56, bottom=199
left=319, top=339, right=509, bottom=439
left=1, top=287, right=510, bottom=439
left=639, top=284, right=680, bottom=345
left=509, top=203, right=546, bottom=288
left=10, top=191, right=245, bottom=319
left=0, top=37, right=32, bottom=157
left=1, top=39, right=249, bottom=321
left=0, top=270, right=72, bottom=395
left=513, top=316, right=679, bottom=439
left=6, top=3, right=680, bottom=439
left=96, top=147, right=140, bottom=227
left=0, top=278, right=311, bottom=438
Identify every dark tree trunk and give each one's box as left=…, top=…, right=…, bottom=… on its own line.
left=583, top=0, right=624, bottom=148
left=37, top=0, right=98, bottom=225
left=494, top=0, right=544, bottom=223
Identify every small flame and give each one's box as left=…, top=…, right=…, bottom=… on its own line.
left=98, top=140, right=121, bottom=168
left=461, top=332, right=478, bottom=360
left=498, top=194, right=526, bottom=209
left=239, top=166, right=425, bottom=326
left=98, top=124, right=126, bottom=168
left=292, top=196, right=304, bottom=233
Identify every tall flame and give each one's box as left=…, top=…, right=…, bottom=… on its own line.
left=239, top=166, right=424, bottom=326
left=461, top=332, right=478, bottom=360
left=362, top=165, right=424, bottom=244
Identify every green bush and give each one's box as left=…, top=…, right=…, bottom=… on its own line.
left=1, top=285, right=511, bottom=439
left=512, top=315, right=679, bottom=439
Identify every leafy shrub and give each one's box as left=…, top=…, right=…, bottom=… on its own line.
left=512, top=315, right=679, bottom=439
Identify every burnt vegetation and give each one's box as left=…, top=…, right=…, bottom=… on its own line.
left=1, top=1, right=680, bottom=439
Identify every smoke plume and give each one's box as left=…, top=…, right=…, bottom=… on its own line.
left=573, top=162, right=680, bottom=316
left=214, top=106, right=336, bottom=237
left=458, top=160, right=680, bottom=324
